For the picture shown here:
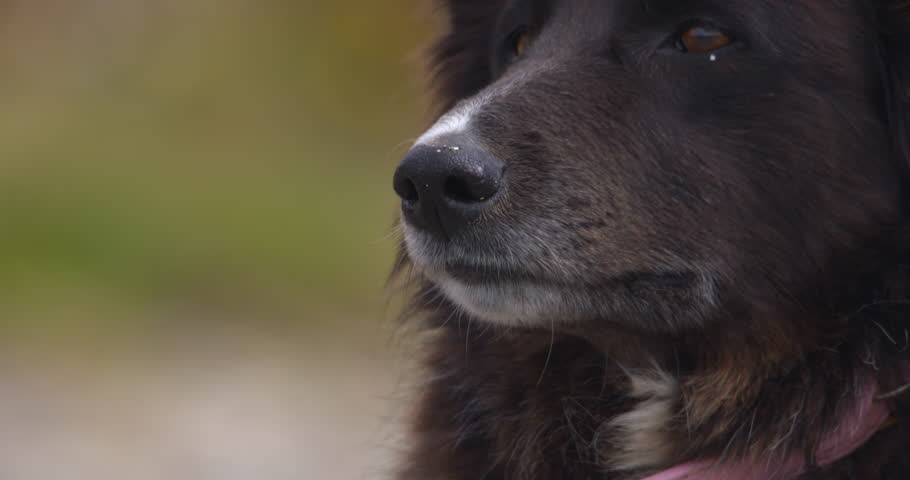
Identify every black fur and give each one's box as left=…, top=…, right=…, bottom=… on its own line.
left=392, top=1, right=910, bottom=478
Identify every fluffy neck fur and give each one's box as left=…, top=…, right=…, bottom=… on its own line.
left=396, top=228, right=910, bottom=480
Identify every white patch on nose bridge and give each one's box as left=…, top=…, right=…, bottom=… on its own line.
left=415, top=65, right=546, bottom=147
left=415, top=95, right=491, bottom=146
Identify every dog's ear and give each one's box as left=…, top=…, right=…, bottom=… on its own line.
left=426, top=0, right=506, bottom=112
left=881, top=0, right=910, bottom=168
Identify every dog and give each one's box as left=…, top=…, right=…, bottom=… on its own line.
left=390, top=1, right=910, bottom=478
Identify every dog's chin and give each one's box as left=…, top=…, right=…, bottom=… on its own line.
left=401, top=227, right=572, bottom=326
left=402, top=225, right=718, bottom=330
left=423, top=269, right=575, bottom=326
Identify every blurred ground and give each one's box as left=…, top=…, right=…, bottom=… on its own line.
left=0, top=1, right=430, bottom=478
left=0, top=323, right=401, bottom=480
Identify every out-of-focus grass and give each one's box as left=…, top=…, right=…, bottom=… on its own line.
left=0, top=1, right=432, bottom=335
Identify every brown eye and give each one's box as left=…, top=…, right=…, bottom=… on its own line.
left=679, top=25, right=732, bottom=53
left=515, top=32, right=530, bottom=56
left=512, top=30, right=530, bottom=58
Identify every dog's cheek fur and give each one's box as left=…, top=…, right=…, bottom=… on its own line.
left=882, top=0, right=910, bottom=170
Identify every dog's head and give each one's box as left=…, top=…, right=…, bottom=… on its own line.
left=393, top=0, right=910, bottom=333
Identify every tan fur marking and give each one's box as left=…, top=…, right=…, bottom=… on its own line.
left=608, top=365, right=681, bottom=471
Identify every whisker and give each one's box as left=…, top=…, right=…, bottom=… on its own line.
left=384, top=137, right=420, bottom=163
left=372, top=222, right=404, bottom=246
left=536, top=318, right=556, bottom=387
left=872, top=320, right=898, bottom=345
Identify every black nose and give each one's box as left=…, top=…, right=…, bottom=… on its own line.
left=393, top=136, right=504, bottom=239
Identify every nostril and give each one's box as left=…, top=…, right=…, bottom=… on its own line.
left=399, top=178, right=419, bottom=202
left=393, top=163, right=421, bottom=203
left=444, top=171, right=501, bottom=204
left=444, top=176, right=477, bottom=203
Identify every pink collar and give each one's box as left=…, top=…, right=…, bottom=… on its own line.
left=642, top=375, right=898, bottom=480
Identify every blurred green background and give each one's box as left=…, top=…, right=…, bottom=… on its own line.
left=0, top=1, right=431, bottom=478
